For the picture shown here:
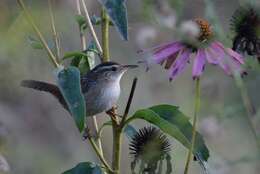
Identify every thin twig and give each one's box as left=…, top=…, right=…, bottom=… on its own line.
left=48, top=0, right=61, bottom=59
left=80, top=0, right=103, bottom=54
left=17, top=0, right=59, bottom=68
left=76, top=0, right=87, bottom=50
left=121, top=77, right=138, bottom=126
left=88, top=136, right=114, bottom=173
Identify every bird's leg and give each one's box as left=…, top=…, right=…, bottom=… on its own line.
left=106, top=106, right=122, bottom=123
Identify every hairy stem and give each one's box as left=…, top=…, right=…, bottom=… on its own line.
left=48, top=0, right=61, bottom=59
left=17, top=0, right=59, bottom=68
left=184, top=78, right=201, bottom=174
left=80, top=0, right=103, bottom=54
left=101, top=8, right=110, bottom=61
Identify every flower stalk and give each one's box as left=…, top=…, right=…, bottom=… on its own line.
left=184, top=78, right=201, bottom=174
left=234, top=72, right=260, bottom=149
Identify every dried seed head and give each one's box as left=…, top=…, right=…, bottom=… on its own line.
left=129, top=126, right=171, bottom=163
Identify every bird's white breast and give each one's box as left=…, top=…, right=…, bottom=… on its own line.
left=84, top=82, right=120, bottom=116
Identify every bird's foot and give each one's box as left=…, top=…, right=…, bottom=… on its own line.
left=106, top=107, right=120, bottom=123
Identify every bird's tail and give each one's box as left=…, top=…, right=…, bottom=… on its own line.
left=21, top=80, right=68, bottom=110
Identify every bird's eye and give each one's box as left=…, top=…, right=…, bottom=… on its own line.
left=111, top=67, right=117, bottom=71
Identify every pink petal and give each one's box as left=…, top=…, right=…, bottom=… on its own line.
left=168, top=49, right=191, bottom=81
left=192, top=49, right=206, bottom=79
left=210, top=42, right=232, bottom=75
left=205, top=48, right=218, bottom=65
left=153, top=42, right=185, bottom=63
left=214, top=41, right=244, bottom=64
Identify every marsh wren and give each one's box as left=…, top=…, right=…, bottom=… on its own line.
left=21, top=62, right=138, bottom=116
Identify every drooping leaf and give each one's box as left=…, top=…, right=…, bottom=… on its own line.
left=126, top=104, right=210, bottom=161
left=62, top=162, right=103, bottom=174
left=98, top=0, right=128, bottom=40
left=55, top=66, right=86, bottom=132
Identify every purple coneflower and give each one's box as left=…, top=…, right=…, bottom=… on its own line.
left=140, top=18, right=245, bottom=81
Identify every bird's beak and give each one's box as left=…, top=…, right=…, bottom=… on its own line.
left=121, top=64, right=139, bottom=69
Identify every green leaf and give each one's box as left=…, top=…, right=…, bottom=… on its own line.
left=55, top=66, right=86, bottom=132
left=127, top=104, right=210, bottom=161
left=75, top=15, right=87, bottom=32
left=62, top=52, right=89, bottom=60
left=62, top=162, right=103, bottom=174
left=98, top=0, right=128, bottom=40
left=27, top=36, right=43, bottom=49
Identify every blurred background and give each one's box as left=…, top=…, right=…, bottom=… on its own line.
left=0, top=0, right=260, bottom=173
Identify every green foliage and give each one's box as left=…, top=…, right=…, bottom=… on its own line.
left=62, top=42, right=98, bottom=74
left=98, top=0, right=128, bottom=40
left=62, top=162, right=103, bottom=174
left=75, top=14, right=107, bottom=33
left=27, top=36, right=44, bottom=49
left=55, top=66, right=86, bottom=132
left=127, top=104, right=210, bottom=161
left=75, top=15, right=88, bottom=32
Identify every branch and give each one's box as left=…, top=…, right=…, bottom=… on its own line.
left=17, top=0, right=59, bottom=68
left=48, top=0, right=61, bottom=59
left=121, top=77, right=138, bottom=126
left=80, top=0, right=103, bottom=54
left=88, top=135, right=114, bottom=173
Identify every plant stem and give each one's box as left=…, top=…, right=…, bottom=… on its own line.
left=101, top=8, right=110, bottom=61
left=80, top=0, right=103, bottom=54
left=76, top=0, right=105, bottom=164
left=111, top=123, right=122, bottom=174
left=17, top=0, right=59, bottom=68
left=88, top=137, right=114, bottom=173
left=100, top=7, right=122, bottom=174
left=76, top=0, right=87, bottom=50
left=184, top=78, right=201, bottom=174
left=48, top=0, right=61, bottom=59
left=234, top=72, right=260, bottom=149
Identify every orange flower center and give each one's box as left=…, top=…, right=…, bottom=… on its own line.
left=194, top=18, right=213, bottom=41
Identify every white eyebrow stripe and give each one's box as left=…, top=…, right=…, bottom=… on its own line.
left=94, top=65, right=119, bottom=72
